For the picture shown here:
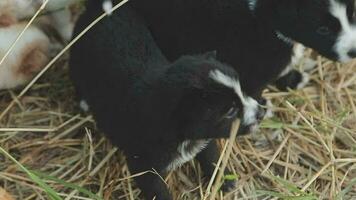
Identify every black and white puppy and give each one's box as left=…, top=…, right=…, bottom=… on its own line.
left=125, top=0, right=356, bottom=95
left=69, top=2, right=264, bottom=199
left=270, top=0, right=356, bottom=90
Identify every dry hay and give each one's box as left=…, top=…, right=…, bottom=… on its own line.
left=0, top=2, right=356, bottom=200
left=0, top=187, right=15, bottom=200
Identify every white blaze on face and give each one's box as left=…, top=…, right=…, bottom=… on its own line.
left=165, top=139, right=211, bottom=171
left=330, top=0, right=356, bottom=62
left=209, top=70, right=260, bottom=126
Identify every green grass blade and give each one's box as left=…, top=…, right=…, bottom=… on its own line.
left=257, top=190, right=317, bottom=200
left=32, top=170, right=103, bottom=200
left=268, top=175, right=303, bottom=194
left=336, top=178, right=356, bottom=200
left=0, top=147, right=62, bottom=200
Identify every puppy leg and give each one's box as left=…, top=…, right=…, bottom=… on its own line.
left=196, top=141, right=236, bottom=192
left=126, top=155, right=172, bottom=200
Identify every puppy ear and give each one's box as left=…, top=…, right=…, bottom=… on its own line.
left=202, top=50, right=217, bottom=59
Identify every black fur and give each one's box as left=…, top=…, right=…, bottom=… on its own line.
left=129, top=0, right=291, bottom=97
left=128, top=0, right=355, bottom=95
left=69, top=2, right=262, bottom=199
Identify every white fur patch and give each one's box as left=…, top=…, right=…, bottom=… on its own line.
left=279, top=44, right=305, bottom=78
left=50, top=9, right=75, bottom=41
left=296, top=72, right=310, bottom=89
left=329, top=0, right=356, bottom=62
left=247, top=0, right=258, bottom=11
left=303, top=57, right=318, bottom=72
left=79, top=100, right=90, bottom=112
left=166, top=139, right=211, bottom=171
left=209, top=70, right=260, bottom=126
left=292, top=44, right=306, bottom=64
left=103, top=0, right=113, bottom=15
left=264, top=99, right=274, bottom=119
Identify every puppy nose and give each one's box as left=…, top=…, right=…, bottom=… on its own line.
left=347, top=49, right=356, bottom=58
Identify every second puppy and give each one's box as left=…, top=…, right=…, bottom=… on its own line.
left=70, top=2, right=264, bottom=200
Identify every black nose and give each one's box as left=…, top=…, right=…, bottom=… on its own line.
left=347, top=49, right=356, bottom=58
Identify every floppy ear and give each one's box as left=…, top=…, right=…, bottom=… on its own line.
left=202, top=50, right=217, bottom=60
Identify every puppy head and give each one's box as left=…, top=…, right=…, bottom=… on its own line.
left=267, top=0, right=356, bottom=62
left=155, top=53, right=265, bottom=138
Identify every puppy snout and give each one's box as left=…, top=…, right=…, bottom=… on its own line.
left=347, top=49, right=356, bottom=58
left=237, top=100, right=265, bottom=136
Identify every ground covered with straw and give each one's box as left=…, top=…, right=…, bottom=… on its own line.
left=1, top=9, right=356, bottom=200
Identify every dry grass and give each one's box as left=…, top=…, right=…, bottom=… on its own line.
left=1, top=1, right=356, bottom=200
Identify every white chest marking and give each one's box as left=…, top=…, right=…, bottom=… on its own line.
left=166, top=139, right=211, bottom=171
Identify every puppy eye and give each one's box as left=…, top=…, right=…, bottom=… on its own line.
left=225, top=102, right=238, bottom=119
left=317, top=26, right=331, bottom=35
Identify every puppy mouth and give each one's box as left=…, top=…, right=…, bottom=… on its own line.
left=237, top=103, right=266, bottom=136
left=237, top=114, right=264, bottom=136
left=237, top=122, right=259, bottom=136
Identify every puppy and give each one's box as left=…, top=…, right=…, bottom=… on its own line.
left=69, top=2, right=265, bottom=199
left=127, top=0, right=356, bottom=98
left=0, top=22, right=49, bottom=89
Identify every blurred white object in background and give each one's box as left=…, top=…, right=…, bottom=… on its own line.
left=0, top=23, right=50, bottom=89
left=0, top=0, right=81, bottom=41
